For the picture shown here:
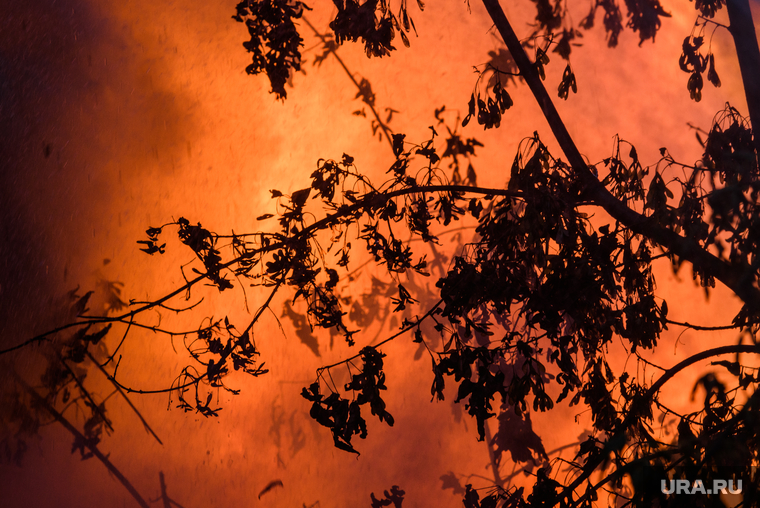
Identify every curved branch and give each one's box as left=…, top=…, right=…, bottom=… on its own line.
left=96, top=286, right=280, bottom=396
left=102, top=370, right=204, bottom=395
left=561, top=343, right=760, bottom=505
left=641, top=344, right=760, bottom=399
left=1, top=184, right=521, bottom=357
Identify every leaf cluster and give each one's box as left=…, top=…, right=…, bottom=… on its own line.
left=462, top=81, right=514, bottom=129
left=173, top=317, right=268, bottom=417
left=302, top=347, right=393, bottom=454
left=330, top=0, right=423, bottom=57
left=680, top=34, right=721, bottom=102
left=233, top=0, right=311, bottom=99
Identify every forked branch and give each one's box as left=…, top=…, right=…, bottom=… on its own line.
left=480, top=0, right=760, bottom=305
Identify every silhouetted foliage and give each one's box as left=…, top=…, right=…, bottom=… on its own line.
left=4, top=1, right=760, bottom=507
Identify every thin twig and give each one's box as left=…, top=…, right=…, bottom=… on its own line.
left=317, top=300, right=443, bottom=374
left=1, top=185, right=521, bottom=358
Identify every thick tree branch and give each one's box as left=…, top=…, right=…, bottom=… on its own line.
left=726, top=0, right=760, bottom=164
left=480, top=0, right=760, bottom=305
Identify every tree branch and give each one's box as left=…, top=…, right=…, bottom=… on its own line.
left=1, top=184, right=521, bottom=358
left=561, top=343, right=760, bottom=505
left=316, top=300, right=442, bottom=374
left=639, top=344, right=760, bottom=401
left=301, top=15, right=394, bottom=150
left=726, top=0, right=760, bottom=165
left=665, top=318, right=744, bottom=331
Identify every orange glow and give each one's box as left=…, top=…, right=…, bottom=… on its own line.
left=1, top=0, right=758, bottom=507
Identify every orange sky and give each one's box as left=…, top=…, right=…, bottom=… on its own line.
left=1, top=0, right=758, bottom=507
